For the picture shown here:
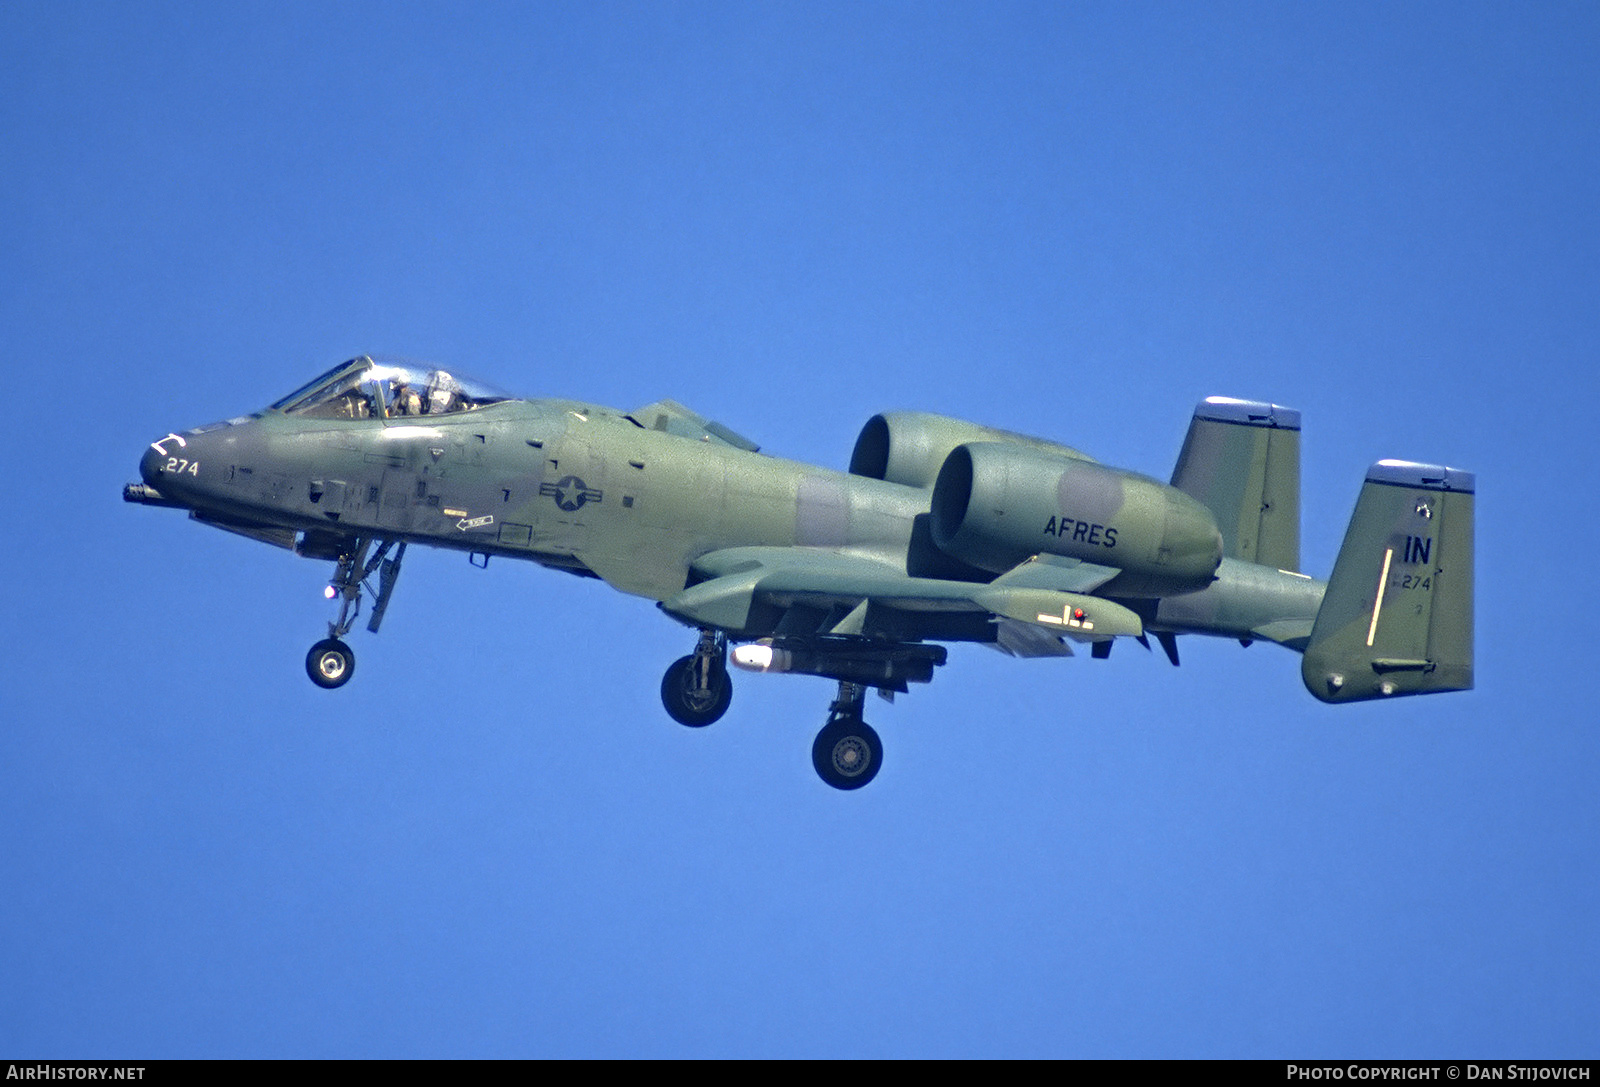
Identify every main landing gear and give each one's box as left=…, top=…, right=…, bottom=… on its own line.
left=660, top=629, right=732, bottom=726
left=812, top=682, right=882, bottom=791
left=304, top=538, right=406, bottom=689
left=660, top=633, right=886, bottom=790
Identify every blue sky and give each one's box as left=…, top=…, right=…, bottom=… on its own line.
left=3, top=1, right=1597, bottom=1057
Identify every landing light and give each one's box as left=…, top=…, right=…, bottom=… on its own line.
left=324, top=585, right=338, bottom=600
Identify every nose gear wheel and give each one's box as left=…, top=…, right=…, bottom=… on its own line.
left=306, top=638, right=355, bottom=689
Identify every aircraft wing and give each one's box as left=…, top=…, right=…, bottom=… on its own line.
left=661, top=547, right=1142, bottom=649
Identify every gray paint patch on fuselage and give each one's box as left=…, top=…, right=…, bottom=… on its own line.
left=796, top=475, right=850, bottom=547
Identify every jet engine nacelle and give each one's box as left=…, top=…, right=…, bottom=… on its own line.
left=929, top=442, right=1225, bottom=590
left=850, top=412, right=1093, bottom=489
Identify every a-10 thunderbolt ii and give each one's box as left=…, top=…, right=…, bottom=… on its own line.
left=126, top=356, right=1474, bottom=789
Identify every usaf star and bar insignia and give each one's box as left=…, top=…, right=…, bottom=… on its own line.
left=540, top=475, right=602, bottom=512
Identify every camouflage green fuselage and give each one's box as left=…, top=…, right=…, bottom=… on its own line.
left=134, top=360, right=1474, bottom=715
left=146, top=396, right=1325, bottom=650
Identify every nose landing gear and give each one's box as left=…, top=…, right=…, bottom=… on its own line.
left=303, top=538, right=405, bottom=689
left=307, top=638, right=355, bottom=688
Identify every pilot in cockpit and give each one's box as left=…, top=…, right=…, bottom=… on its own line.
left=272, top=359, right=510, bottom=421
left=427, top=371, right=459, bottom=415
left=391, top=379, right=423, bottom=417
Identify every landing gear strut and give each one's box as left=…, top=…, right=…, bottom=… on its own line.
left=661, top=629, right=732, bottom=727
left=812, top=682, right=882, bottom=790
left=305, top=538, right=405, bottom=689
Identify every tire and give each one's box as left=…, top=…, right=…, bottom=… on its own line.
left=660, top=654, right=732, bottom=727
left=306, top=638, right=355, bottom=689
left=812, top=717, right=882, bottom=790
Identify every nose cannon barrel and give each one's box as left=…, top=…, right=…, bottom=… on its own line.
left=123, top=482, right=184, bottom=508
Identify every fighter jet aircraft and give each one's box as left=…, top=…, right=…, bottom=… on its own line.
left=126, top=356, right=1474, bottom=789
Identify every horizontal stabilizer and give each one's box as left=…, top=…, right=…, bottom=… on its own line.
left=1301, top=460, right=1475, bottom=703
left=1172, top=396, right=1301, bottom=571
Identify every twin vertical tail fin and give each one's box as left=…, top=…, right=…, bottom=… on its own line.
left=1171, top=397, right=1302, bottom=572
left=1172, top=401, right=1473, bottom=704
left=1301, top=460, right=1475, bottom=703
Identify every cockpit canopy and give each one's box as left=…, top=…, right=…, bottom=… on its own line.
left=269, top=356, right=514, bottom=420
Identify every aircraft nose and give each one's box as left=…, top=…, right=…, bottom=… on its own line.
left=139, top=431, right=207, bottom=499
left=139, top=442, right=165, bottom=486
